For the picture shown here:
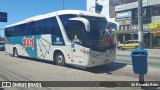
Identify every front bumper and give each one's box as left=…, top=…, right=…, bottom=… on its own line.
left=85, top=49, right=116, bottom=67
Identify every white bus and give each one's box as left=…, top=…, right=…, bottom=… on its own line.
left=5, top=10, right=116, bottom=67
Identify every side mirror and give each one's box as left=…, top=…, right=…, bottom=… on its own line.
left=69, top=17, right=90, bottom=32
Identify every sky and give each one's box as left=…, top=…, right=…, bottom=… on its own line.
left=0, top=0, right=86, bottom=36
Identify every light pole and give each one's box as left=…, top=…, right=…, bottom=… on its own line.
left=131, top=1, right=148, bottom=88
left=138, top=0, right=143, bottom=50
left=138, top=0, right=145, bottom=85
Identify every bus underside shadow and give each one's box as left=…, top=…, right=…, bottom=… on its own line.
left=85, top=62, right=127, bottom=74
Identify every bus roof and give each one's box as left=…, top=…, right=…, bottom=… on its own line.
left=5, top=10, right=105, bottom=28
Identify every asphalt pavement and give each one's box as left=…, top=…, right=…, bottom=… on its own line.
left=116, top=49, right=160, bottom=59
left=116, top=55, right=160, bottom=69
left=0, top=51, right=160, bottom=90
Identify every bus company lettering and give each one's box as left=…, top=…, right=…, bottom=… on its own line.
left=22, top=37, right=34, bottom=50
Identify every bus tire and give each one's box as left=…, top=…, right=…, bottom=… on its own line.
left=13, top=48, right=18, bottom=57
left=54, top=52, right=66, bottom=66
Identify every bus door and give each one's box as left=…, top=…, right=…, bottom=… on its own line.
left=71, top=28, right=85, bottom=66
left=65, top=20, right=86, bottom=66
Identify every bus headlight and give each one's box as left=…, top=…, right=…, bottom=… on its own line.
left=85, top=51, right=99, bottom=57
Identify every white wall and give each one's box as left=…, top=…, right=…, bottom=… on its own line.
left=148, top=0, right=160, bottom=6
left=87, top=0, right=115, bottom=22
left=115, top=0, right=148, bottom=12
left=87, top=0, right=96, bottom=13
left=115, top=0, right=160, bottom=12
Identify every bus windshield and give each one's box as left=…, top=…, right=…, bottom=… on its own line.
left=60, top=15, right=115, bottom=51
left=83, top=16, right=114, bottom=51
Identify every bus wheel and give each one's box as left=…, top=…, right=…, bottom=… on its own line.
left=13, top=48, right=18, bottom=57
left=55, top=52, right=66, bottom=66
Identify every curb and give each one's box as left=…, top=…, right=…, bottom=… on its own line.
left=116, top=54, right=160, bottom=59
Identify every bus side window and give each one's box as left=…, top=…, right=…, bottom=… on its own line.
left=43, top=17, right=62, bottom=37
left=65, top=24, right=72, bottom=41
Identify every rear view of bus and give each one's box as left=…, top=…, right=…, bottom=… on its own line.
left=4, top=10, right=116, bottom=67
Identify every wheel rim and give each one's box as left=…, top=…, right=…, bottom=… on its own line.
left=56, top=55, right=64, bottom=66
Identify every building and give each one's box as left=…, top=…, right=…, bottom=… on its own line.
left=87, top=0, right=138, bottom=19
left=87, top=0, right=160, bottom=48
left=115, top=0, right=160, bottom=48
left=87, top=0, right=119, bottom=44
left=87, top=0, right=138, bottom=44
left=87, top=0, right=115, bottom=21
left=109, top=0, right=137, bottom=18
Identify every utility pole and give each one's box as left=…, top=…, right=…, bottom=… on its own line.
left=131, top=1, right=147, bottom=88
left=138, top=0, right=144, bottom=84
left=138, top=0, right=143, bottom=50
